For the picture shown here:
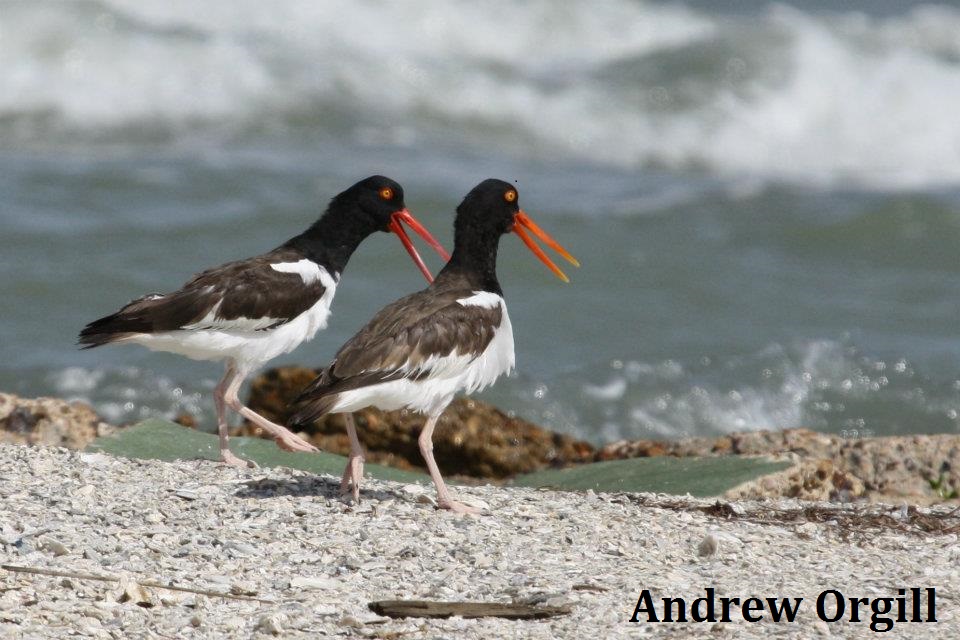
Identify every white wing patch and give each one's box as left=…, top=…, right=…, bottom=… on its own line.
left=270, top=259, right=324, bottom=284
left=457, top=291, right=503, bottom=309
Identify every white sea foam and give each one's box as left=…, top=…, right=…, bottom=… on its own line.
left=3, top=2, right=959, bottom=188
left=559, top=339, right=959, bottom=441
left=47, top=366, right=209, bottom=425
left=582, top=378, right=627, bottom=402
left=49, top=366, right=105, bottom=395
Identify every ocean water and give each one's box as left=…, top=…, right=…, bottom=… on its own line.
left=2, top=0, right=960, bottom=444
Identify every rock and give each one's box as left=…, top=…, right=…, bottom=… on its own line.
left=38, top=536, right=70, bottom=556
left=313, top=604, right=338, bottom=616
left=79, top=453, right=113, bottom=467
left=289, top=576, right=339, bottom=591
left=338, top=615, right=363, bottom=629
left=244, top=366, right=319, bottom=426
left=174, top=489, right=199, bottom=501
left=0, top=393, right=113, bottom=449
left=596, top=439, right=670, bottom=459
left=255, top=614, right=285, bottom=635
left=240, top=366, right=595, bottom=478
left=224, top=541, right=257, bottom=557
left=597, top=428, right=837, bottom=461
left=727, top=458, right=867, bottom=503
left=173, top=413, right=198, bottom=429
left=229, top=581, right=258, bottom=597
left=114, top=580, right=155, bottom=608
left=602, top=428, right=960, bottom=504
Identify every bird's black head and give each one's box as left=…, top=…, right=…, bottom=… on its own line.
left=298, top=175, right=448, bottom=282
left=454, top=178, right=520, bottom=240
left=330, top=175, right=407, bottom=233
left=449, top=178, right=579, bottom=283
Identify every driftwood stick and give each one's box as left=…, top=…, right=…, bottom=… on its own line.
left=1, top=564, right=275, bottom=603
left=2, top=564, right=117, bottom=584
left=369, top=599, right=571, bottom=620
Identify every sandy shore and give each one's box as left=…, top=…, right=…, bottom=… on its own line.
left=1, top=443, right=958, bottom=639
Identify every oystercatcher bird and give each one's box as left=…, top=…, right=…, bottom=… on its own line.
left=79, top=176, right=449, bottom=467
left=289, top=179, right=578, bottom=513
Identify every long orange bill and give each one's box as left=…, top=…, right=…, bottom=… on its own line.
left=513, top=210, right=580, bottom=283
left=389, top=208, right=451, bottom=283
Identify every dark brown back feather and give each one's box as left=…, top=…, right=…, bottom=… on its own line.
left=290, top=272, right=503, bottom=426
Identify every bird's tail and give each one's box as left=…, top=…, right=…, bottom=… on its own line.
left=287, top=373, right=339, bottom=428
left=287, top=367, right=408, bottom=428
left=77, top=294, right=164, bottom=348
left=78, top=313, right=137, bottom=349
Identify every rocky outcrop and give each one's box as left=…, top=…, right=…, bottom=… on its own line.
left=725, top=457, right=867, bottom=503
left=239, top=366, right=595, bottom=478
left=601, top=428, right=960, bottom=504
left=4, top=377, right=957, bottom=504
left=597, top=428, right=839, bottom=461
left=0, top=393, right=115, bottom=450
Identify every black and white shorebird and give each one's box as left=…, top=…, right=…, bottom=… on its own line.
left=79, top=176, right=449, bottom=468
left=289, top=179, right=579, bottom=513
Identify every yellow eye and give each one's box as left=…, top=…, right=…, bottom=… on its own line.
left=379, top=187, right=394, bottom=200
left=504, top=190, right=517, bottom=203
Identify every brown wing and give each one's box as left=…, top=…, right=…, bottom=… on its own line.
left=290, top=280, right=502, bottom=424
left=79, top=247, right=328, bottom=346
left=181, top=247, right=329, bottom=331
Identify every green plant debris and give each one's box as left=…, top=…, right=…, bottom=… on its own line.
left=87, top=419, right=428, bottom=484
left=511, top=456, right=792, bottom=497
left=89, top=419, right=794, bottom=498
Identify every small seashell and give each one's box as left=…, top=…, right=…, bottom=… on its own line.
left=697, top=533, right=719, bottom=557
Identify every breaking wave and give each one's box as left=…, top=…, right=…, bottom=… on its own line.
left=499, top=340, right=960, bottom=443
left=3, top=1, right=960, bottom=187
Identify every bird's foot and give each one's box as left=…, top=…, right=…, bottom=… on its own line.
left=220, top=450, right=257, bottom=468
left=437, top=497, right=481, bottom=515
left=340, top=455, right=364, bottom=503
left=273, top=430, right=319, bottom=453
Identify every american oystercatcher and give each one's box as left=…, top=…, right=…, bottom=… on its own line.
left=79, top=176, right=449, bottom=467
left=289, top=179, right=578, bottom=513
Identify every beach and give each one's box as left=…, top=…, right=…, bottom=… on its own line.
left=2, top=443, right=958, bottom=639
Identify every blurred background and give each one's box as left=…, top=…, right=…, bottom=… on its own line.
left=2, top=0, right=960, bottom=444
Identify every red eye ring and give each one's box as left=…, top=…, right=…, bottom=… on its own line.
left=380, top=187, right=394, bottom=200
left=504, top=190, right=517, bottom=203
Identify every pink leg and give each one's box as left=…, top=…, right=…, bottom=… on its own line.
left=214, top=361, right=253, bottom=468
left=339, top=413, right=365, bottom=502
left=223, top=369, right=319, bottom=454
left=418, top=413, right=480, bottom=514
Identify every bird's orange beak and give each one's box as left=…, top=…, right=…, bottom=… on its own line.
left=512, top=210, right=580, bottom=283
left=389, top=209, right=451, bottom=283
